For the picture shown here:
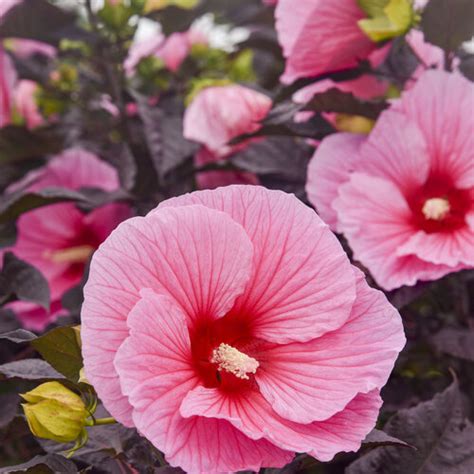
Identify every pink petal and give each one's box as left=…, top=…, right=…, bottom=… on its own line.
left=334, top=173, right=461, bottom=289
left=397, top=226, right=474, bottom=267
left=0, top=47, right=16, bottom=127
left=81, top=204, right=254, bottom=425
left=157, top=186, right=357, bottom=343
left=129, top=376, right=294, bottom=473
left=181, top=385, right=382, bottom=462
left=276, top=0, right=375, bottom=83
left=306, top=133, right=366, bottom=231
left=13, top=80, right=43, bottom=129
left=184, top=85, right=271, bottom=154
left=255, top=269, right=405, bottom=423
left=114, top=289, right=195, bottom=397
left=393, top=70, right=474, bottom=189
left=358, top=110, right=431, bottom=194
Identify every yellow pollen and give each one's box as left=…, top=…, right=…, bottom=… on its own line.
left=44, top=245, right=95, bottom=264
left=422, top=197, right=450, bottom=221
left=210, top=343, right=259, bottom=380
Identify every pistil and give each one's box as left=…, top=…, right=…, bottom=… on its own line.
left=210, top=343, right=259, bottom=380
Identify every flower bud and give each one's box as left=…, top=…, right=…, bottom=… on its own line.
left=21, top=382, right=88, bottom=443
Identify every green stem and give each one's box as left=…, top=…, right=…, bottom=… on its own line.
left=93, top=417, right=117, bottom=426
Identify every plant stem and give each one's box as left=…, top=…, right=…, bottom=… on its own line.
left=93, top=416, right=117, bottom=425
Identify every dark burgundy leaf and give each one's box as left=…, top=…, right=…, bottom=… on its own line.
left=421, top=0, right=474, bottom=53
left=347, top=381, right=474, bottom=474
left=0, top=252, right=50, bottom=310
left=134, top=94, right=198, bottom=180
left=362, top=429, right=412, bottom=449
left=0, top=187, right=87, bottom=225
left=0, top=393, right=20, bottom=429
left=431, top=328, right=474, bottom=361
left=304, top=87, right=389, bottom=119
left=459, top=54, right=474, bottom=81
left=0, top=329, right=37, bottom=343
left=0, top=359, right=64, bottom=380
left=0, top=0, right=91, bottom=45
left=0, top=454, right=76, bottom=473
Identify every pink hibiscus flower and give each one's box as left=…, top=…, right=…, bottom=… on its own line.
left=81, top=185, right=405, bottom=473
left=184, top=84, right=272, bottom=189
left=275, top=0, right=378, bottom=83
left=0, top=46, right=16, bottom=127
left=306, top=70, right=474, bottom=290
left=2, top=149, right=131, bottom=330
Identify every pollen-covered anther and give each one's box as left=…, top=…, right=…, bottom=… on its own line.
left=422, top=197, right=450, bottom=221
left=210, top=343, right=259, bottom=380
left=45, top=245, right=95, bottom=264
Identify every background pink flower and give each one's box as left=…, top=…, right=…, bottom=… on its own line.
left=1, top=149, right=131, bottom=329
left=125, top=29, right=207, bottom=76
left=184, top=84, right=272, bottom=189
left=275, top=0, right=377, bottom=83
left=81, top=185, right=405, bottom=473
left=307, top=70, right=474, bottom=290
left=13, top=80, right=43, bottom=129
left=0, top=46, right=16, bottom=127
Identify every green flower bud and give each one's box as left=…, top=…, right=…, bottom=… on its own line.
left=21, top=382, right=88, bottom=443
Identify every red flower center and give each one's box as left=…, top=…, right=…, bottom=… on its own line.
left=189, top=313, right=262, bottom=393
left=407, top=174, right=472, bottom=233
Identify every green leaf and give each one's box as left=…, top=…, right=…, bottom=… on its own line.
left=421, top=0, right=474, bottom=52
left=32, top=327, right=83, bottom=383
left=358, top=0, right=389, bottom=18
left=0, top=253, right=50, bottom=310
left=358, top=0, right=414, bottom=42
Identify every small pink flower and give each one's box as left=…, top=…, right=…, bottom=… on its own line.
left=0, top=47, right=16, bottom=127
left=81, top=185, right=405, bottom=473
left=9, top=39, right=56, bottom=59
left=275, top=0, right=377, bottom=83
left=13, top=80, right=43, bottom=129
left=307, top=70, right=474, bottom=290
left=184, top=84, right=272, bottom=189
left=2, top=149, right=131, bottom=330
left=125, top=29, right=207, bottom=76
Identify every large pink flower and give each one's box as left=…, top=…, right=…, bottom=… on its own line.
left=184, top=84, right=272, bottom=189
left=81, top=185, right=405, bottom=473
left=275, top=0, right=377, bottom=83
left=307, top=70, right=474, bottom=290
left=2, top=149, right=130, bottom=329
left=0, top=46, right=16, bottom=127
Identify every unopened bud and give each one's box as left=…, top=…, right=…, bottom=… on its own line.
left=21, top=382, right=88, bottom=443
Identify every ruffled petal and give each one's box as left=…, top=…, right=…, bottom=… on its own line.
left=114, top=289, right=194, bottom=397
left=358, top=110, right=431, bottom=193
left=180, top=385, right=382, bottom=462
left=397, top=226, right=474, bottom=267
left=276, top=0, right=375, bottom=83
left=255, top=269, right=405, bottom=423
left=306, top=133, right=365, bottom=231
left=394, top=70, right=474, bottom=189
left=157, top=186, right=357, bottom=344
left=129, top=376, right=294, bottom=474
